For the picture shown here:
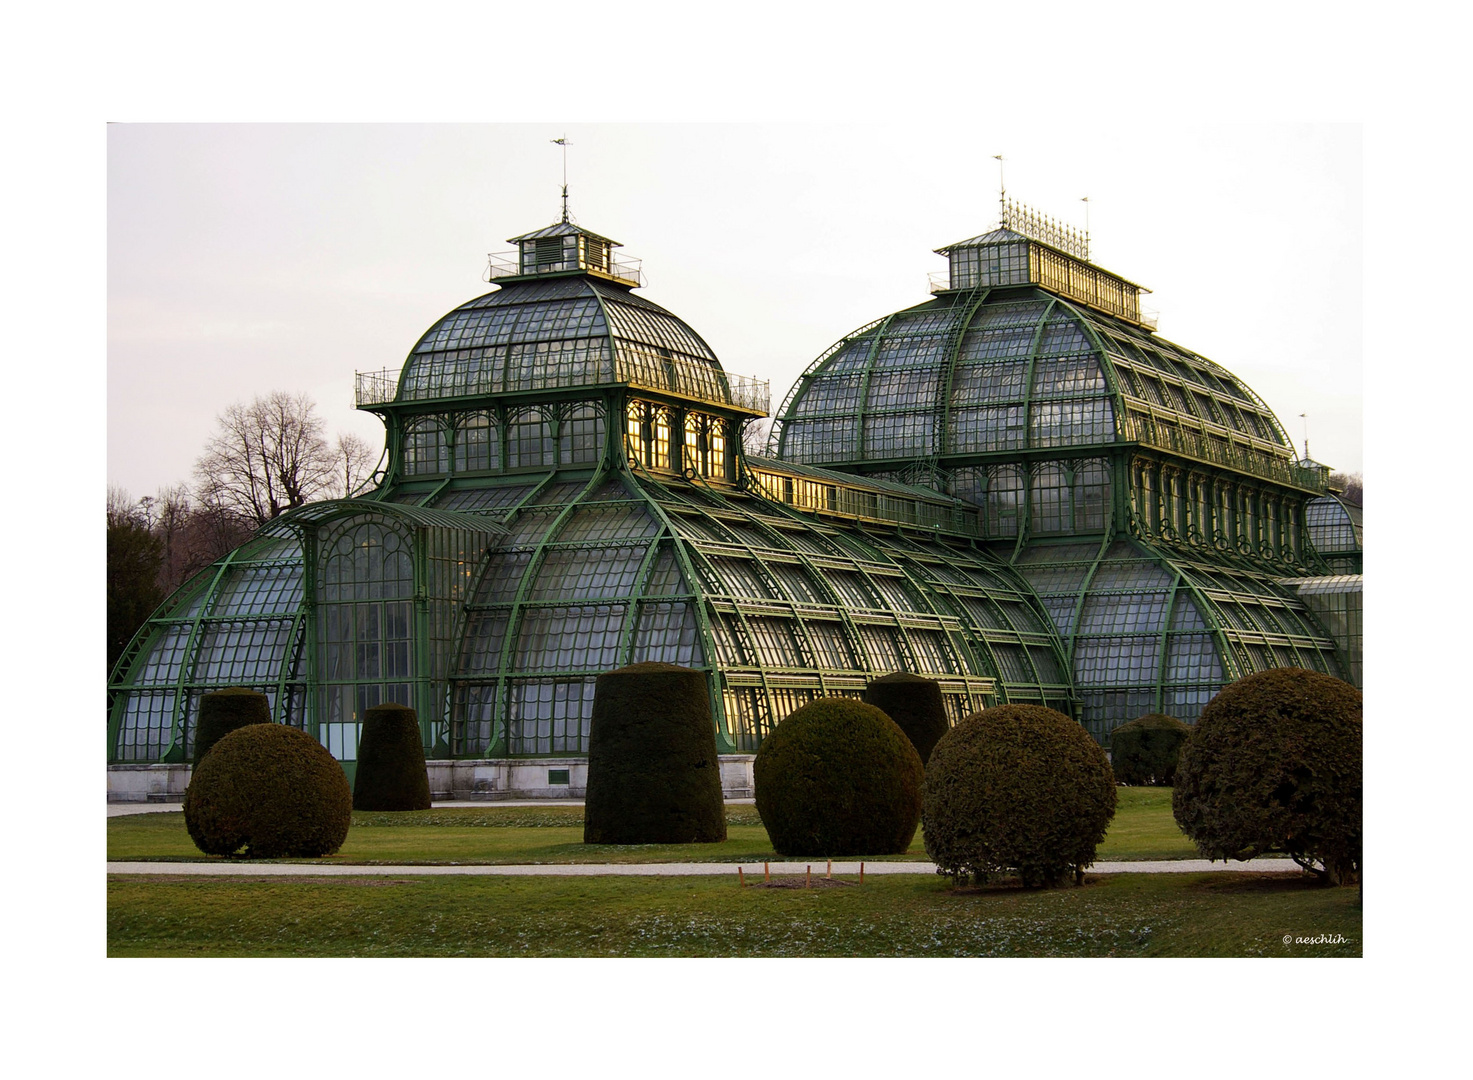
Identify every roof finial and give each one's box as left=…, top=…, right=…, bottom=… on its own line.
left=1081, top=195, right=1090, bottom=253
left=551, top=136, right=571, bottom=223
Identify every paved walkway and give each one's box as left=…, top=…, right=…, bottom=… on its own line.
left=106, top=858, right=1303, bottom=878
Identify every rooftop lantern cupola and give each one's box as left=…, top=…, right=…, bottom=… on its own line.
left=486, top=221, right=644, bottom=289
left=933, top=197, right=1155, bottom=329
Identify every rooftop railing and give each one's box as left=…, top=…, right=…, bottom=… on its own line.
left=1121, top=413, right=1329, bottom=493
left=356, top=369, right=398, bottom=407
left=484, top=250, right=644, bottom=287
left=356, top=354, right=770, bottom=415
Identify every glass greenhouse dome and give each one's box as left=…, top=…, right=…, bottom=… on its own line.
left=769, top=203, right=1360, bottom=741
left=109, top=215, right=1090, bottom=795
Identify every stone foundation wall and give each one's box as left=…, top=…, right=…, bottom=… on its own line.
left=108, top=755, right=757, bottom=802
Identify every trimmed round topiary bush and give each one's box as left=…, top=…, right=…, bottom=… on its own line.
left=1173, top=667, right=1361, bottom=884
left=754, top=697, right=924, bottom=857
left=863, top=671, right=950, bottom=765
left=353, top=703, right=431, bottom=811
left=184, top=723, right=353, bottom=858
left=192, top=687, right=271, bottom=765
left=922, top=704, right=1116, bottom=887
left=1110, top=713, right=1192, bottom=786
left=583, top=662, right=726, bottom=845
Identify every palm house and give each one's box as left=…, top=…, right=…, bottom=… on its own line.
left=107, top=201, right=1362, bottom=801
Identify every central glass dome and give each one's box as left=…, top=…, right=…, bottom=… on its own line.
left=395, top=276, right=734, bottom=404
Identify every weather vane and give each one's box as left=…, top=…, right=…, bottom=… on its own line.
left=993, top=154, right=1005, bottom=223
left=551, top=136, right=572, bottom=223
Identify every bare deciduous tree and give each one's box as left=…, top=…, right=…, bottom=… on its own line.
left=194, top=391, right=340, bottom=527
left=1329, top=471, right=1363, bottom=507
left=330, top=432, right=380, bottom=499
left=742, top=417, right=774, bottom=459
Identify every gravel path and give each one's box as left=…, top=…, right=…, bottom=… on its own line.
left=106, top=858, right=1302, bottom=877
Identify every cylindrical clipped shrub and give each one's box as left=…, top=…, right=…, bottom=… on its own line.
left=863, top=671, right=950, bottom=765
left=754, top=697, right=924, bottom=857
left=923, top=704, right=1116, bottom=887
left=184, top=723, right=353, bottom=858
left=192, top=687, right=271, bottom=765
left=353, top=703, right=432, bottom=811
left=1173, top=667, right=1361, bottom=884
left=583, top=662, right=726, bottom=844
left=1110, top=713, right=1192, bottom=786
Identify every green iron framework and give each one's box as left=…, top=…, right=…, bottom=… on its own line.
left=109, top=209, right=1360, bottom=767
left=768, top=220, right=1355, bottom=740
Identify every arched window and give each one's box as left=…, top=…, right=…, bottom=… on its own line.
left=404, top=417, right=448, bottom=476
left=1030, top=463, right=1070, bottom=534
left=559, top=402, right=605, bottom=466
left=454, top=411, right=499, bottom=474
left=625, top=400, right=672, bottom=470
left=708, top=418, right=727, bottom=479
left=683, top=412, right=726, bottom=478
left=985, top=465, right=1023, bottom=537
left=1216, top=483, right=1234, bottom=544
left=508, top=407, right=554, bottom=469
left=1073, top=460, right=1110, bottom=532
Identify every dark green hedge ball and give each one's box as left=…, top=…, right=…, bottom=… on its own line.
left=754, top=697, right=923, bottom=857
left=923, top=704, right=1116, bottom=887
left=1173, top=667, right=1361, bottom=884
left=184, top=723, right=353, bottom=858
left=1110, top=713, right=1192, bottom=786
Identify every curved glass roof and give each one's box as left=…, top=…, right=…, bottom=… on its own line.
left=445, top=466, right=1071, bottom=756
left=111, top=462, right=1075, bottom=763
left=1305, top=494, right=1363, bottom=574
left=1014, top=537, right=1344, bottom=742
left=773, top=289, right=1306, bottom=487
left=394, top=276, right=733, bottom=406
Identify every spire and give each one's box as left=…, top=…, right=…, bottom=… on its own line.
left=551, top=136, right=571, bottom=223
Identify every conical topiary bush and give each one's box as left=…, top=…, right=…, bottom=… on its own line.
left=192, top=687, right=272, bottom=765
left=1110, top=713, right=1191, bottom=786
left=863, top=671, right=950, bottom=765
left=583, top=662, right=726, bottom=844
left=353, top=703, right=432, bottom=811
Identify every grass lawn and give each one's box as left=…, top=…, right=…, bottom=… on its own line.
left=106, top=870, right=1361, bottom=957
left=106, top=787, right=1201, bottom=864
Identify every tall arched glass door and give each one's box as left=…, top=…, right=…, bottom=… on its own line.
left=318, top=519, right=415, bottom=763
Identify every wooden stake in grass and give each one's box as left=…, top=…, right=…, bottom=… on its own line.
left=764, top=861, right=770, bottom=883
left=738, top=867, right=744, bottom=887
left=806, top=865, right=811, bottom=887
left=860, top=862, right=865, bottom=885
left=826, top=859, right=832, bottom=879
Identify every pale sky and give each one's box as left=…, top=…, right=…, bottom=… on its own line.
left=108, top=122, right=1363, bottom=499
